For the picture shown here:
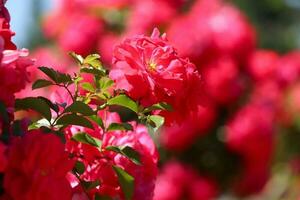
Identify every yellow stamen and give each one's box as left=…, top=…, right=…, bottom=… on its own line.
left=148, top=62, right=157, bottom=71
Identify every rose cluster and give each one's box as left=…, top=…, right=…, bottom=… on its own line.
left=0, top=2, right=167, bottom=200
left=3, top=0, right=300, bottom=199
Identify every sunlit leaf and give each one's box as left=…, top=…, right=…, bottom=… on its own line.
left=32, top=79, right=53, bottom=90
left=107, top=95, right=138, bottom=113
left=15, top=97, right=52, bottom=121
left=56, top=114, right=93, bottom=129
left=112, top=165, right=134, bottom=200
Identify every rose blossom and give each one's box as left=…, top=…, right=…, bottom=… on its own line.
left=110, top=28, right=202, bottom=122
left=66, top=111, right=158, bottom=200
left=0, top=141, right=7, bottom=172
left=3, top=130, right=74, bottom=200
left=247, top=50, right=279, bottom=81
left=153, top=161, right=218, bottom=200
left=202, top=57, right=244, bottom=105
left=0, top=49, right=33, bottom=106
left=0, top=1, right=16, bottom=50
left=160, top=102, right=216, bottom=151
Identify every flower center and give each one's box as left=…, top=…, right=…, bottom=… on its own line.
left=148, top=61, right=157, bottom=71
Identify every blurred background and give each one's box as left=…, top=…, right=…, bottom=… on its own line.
left=8, top=0, right=300, bottom=199
left=7, top=0, right=300, bottom=52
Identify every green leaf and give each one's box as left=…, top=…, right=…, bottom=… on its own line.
left=143, top=102, right=173, bottom=113
left=56, top=114, right=94, bottom=129
left=80, top=68, right=106, bottom=77
left=28, top=121, right=39, bottom=130
left=69, top=52, right=84, bottom=65
left=107, top=123, right=133, bottom=131
left=99, top=77, right=114, bottom=91
left=38, top=66, right=58, bottom=82
left=105, top=146, right=121, bottom=153
left=72, top=132, right=102, bottom=147
left=15, top=97, right=52, bottom=121
left=74, top=161, right=85, bottom=175
left=40, top=126, right=53, bottom=133
left=148, top=115, right=165, bottom=131
left=0, top=101, right=9, bottom=123
left=107, top=95, right=138, bottom=113
left=37, top=96, right=59, bottom=113
left=89, top=115, right=104, bottom=129
left=82, top=180, right=100, bottom=190
left=64, top=101, right=95, bottom=116
left=81, top=82, right=95, bottom=92
left=112, top=165, right=134, bottom=200
left=106, top=146, right=141, bottom=165
left=84, top=54, right=102, bottom=69
left=38, top=66, right=72, bottom=84
left=32, top=79, right=53, bottom=90
left=121, top=146, right=141, bottom=165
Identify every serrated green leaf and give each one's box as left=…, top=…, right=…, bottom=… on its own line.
left=56, top=114, right=94, bottom=129
left=84, top=54, right=102, bottom=69
left=38, top=66, right=72, bottom=84
left=80, top=68, right=106, bottom=76
left=105, top=146, right=122, bottom=153
left=37, top=96, right=59, bottom=113
left=38, top=66, right=58, bottom=82
left=32, top=79, right=53, bottom=90
left=74, top=161, right=85, bottom=175
left=107, top=95, right=138, bottom=113
left=107, top=123, right=133, bottom=131
left=143, top=102, right=173, bottom=113
left=99, top=77, right=114, bottom=91
left=148, top=115, right=165, bottom=131
left=121, top=146, right=141, bottom=165
left=72, top=132, right=102, bottom=147
left=106, top=146, right=141, bottom=165
left=64, top=101, right=94, bottom=116
left=69, top=52, right=84, bottom=65
left=81, top=82, right=95, bottom=92
left=112, top=165, right=134, bottom=200
left=89, top=115, right=104, bottom=129
left=15, top=97, right=52, bottom=121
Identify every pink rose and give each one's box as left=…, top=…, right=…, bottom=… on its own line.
left=3, top=130, right=74, bottom=200
left=0, top=141, right=7, bottom=172
left=110, top=28, right=202, bottom=122
left=66, top=111, right=158, bottom=200
left=0, top=49, right=33, bottom=106
left=247, top=50, right=279, bottom=81
left=153, top=161, right=218, bottom=200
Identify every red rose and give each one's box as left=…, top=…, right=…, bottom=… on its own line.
left=247, top=50, right=279, bottom=81
left=160, top=103, right=216, bottom=151
left=110, top=28, right=202, bottom=122
left=202, top=57, right=244, bottom=105
left=66, top=111, right=158, bottom=200
left=3, top=130, right=74, bottom=200
left=0, top=49, right=33, bottom=106
left=153, top=161, right=218, bottom=200
left=226, top=104, right=274, bottom=163
left=0, top=141, right=7, bottom=172
left=168, top=0, right=255, bottom=66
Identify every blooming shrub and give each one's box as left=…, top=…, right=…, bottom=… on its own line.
left=2, top=0, right=300, bottom=199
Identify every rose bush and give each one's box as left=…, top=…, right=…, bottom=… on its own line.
left=2, top=0, right=300, bottom=199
